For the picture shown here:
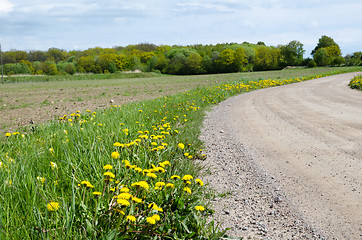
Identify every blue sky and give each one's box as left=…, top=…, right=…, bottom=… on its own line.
left=1, top=0, right=361, bottom=56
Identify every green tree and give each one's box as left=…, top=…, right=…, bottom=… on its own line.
left=280, top=40, right=305, bottom=66
left=185, top=52, right=204, bottom=74
left=311, top=35, right=339, bottom=55
left=313, top=48, right=329, bottom=66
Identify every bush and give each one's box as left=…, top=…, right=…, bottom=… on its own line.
left=307, top=59, right=317, bottom=68
left=349, top=75, right=362, bottom=90
left=3, top=63, right=32, bottom=75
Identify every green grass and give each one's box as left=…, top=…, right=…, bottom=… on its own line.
left=0, top=67, right=361, bottom=239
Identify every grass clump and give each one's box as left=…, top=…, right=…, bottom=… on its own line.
left=0, top=69, right=358, bottom=239
left=349, top=75, right=362, bottom=90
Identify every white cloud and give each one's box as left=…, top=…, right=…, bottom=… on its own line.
left=0, top=0, right=14, bottom=14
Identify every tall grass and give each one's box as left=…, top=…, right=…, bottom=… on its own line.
left=0, top=69, right=359, bottom=239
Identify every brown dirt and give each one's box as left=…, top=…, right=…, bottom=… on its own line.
left=201, top=72, right=362, bottom=239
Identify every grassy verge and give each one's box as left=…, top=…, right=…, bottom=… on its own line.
left=349, top=75, right=362, bottom=90
left=0, top=68, right=360, bottom=239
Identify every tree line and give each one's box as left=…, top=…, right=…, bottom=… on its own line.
left=1, top=36, right=361, bottom=76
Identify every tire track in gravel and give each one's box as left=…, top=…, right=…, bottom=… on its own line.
left=201, top=72, right=362, bottom=239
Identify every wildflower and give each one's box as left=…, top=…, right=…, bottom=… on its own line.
left=131, top=181, right=149, bottom=190
left=117, top=199, right=130, bottom=207
left=37, top=176, right=46, bottom=185
left=195, top=206, right=205, bottom=211
left=47, top=202, right=60, bottom=211
left=155, top=182, right=165, bottom=188
left=93, top=191, right=102, bottom=196
left=50, top=161, right=57, bottom=170
left=171, top=175, right=180, bottom=180
left=103, top=164, right=113, bottom=170
left=195, top=179, right=204, bottom=186
left=131, top=197, right=143, bottom=203
left=188, top=155, right=193, bottom=159
left=114, top=208, right=125, bottom=215
left=165, top=183, right=175, bottom=188
left=120, top=187, right=130, bottom=193
left=182, top=175, right=193, bottom=181
left=49, top=148, right=54, bottom=154
left=134, top=167, right=142, bottom=173
left=178, top=143, right=185, bottom=150
left=184, top=152, right=189, bottom=157
left=111, top=151, right=120, bottom=159
left=147, top=173, right=157, bottom=179
left=5, top=133, right=11, bottom=137
left=104, top=171, right=115, bottom=179
left=113, top=142, right=123, bottom=147
left=126, top=215, right=136, bottom=222
left=152, top=214, right=160, bottom=221
left=146, top=217, right=156, bottom=225
left=154, top=167, right=165, bottom=173
left=118, top=193, right=132, bottom=200
left=183, top=187, right=192, bottom=194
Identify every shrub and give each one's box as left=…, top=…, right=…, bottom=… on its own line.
left=349, top=75, right=362, bottom=90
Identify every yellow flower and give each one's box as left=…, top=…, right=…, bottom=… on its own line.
left=195, top=179, right=204, bottom=186
left=152, top=214, right=160, bottom=221
left=178, top=143, right=185, bottom=150
left=195, top=206, right=205, bottom=211
left=47, top=202, right=59, bottom=211
left=93, top=191, right=102, bottom=196
left=155, top=182, right=165, bottom=187
left=131, top=197, right=143, bottom=203
left=103, top=164, right=113, bottom=170
left=165, top=183, right=175, bottom=188
left=170, top=175, right=180, bottom=180
left=113, top=208, right=125, bottom=215
left=104, top=171, right=115, bottom=179
left=120, top=187, right=130, bottom=193
left=183, top=187, right=192, bottom=194
left=117, top=199, right=130, bottom=207
left=147, top=173, right=157, bottom=179
left=111, top=151, right=120, bottom=159
left=146, top=217, right=156, bottom=225
left=118, top=193, right=132, bottom=200
left=131, top=181, right=150, bottom=190
left=182, top=175, right=193, bottom=181
left=50, top=162, right=57, bottom=170
left=5, top=133, right=11, bottom=137
left=134, top=167, right=142, bottom=173
left=126, top=215, right=136, bottom=222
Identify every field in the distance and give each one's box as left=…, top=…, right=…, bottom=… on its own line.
left=1, top=67, right=360, bottom=132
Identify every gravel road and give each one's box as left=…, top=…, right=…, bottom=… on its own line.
left=200, top=72, right=362, bottom=239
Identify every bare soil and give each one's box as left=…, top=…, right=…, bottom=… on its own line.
left=201, top=72, right=362, bottom=239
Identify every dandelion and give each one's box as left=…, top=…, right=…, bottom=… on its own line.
left=183, top=187, right=192, bottom=194
left=93, top=191, right=102, bottom=196
left=131, top=197, right=143, bottom=203
left=152, top=214, right=160, bottom=221
left=147, top=173, right=157, bottom=179
left=104, top=171, right=115, bottom=179
left=120, top=187, right=130, bottom=193
left=155, top=182, right=165, bottom=188
left=5, top=133, right=11, bottom=137
left=131, top=181, right=149, bottom=190
left=195, top=206, right=205, bottom=211
left=103, top=164, right=113, bottom=170
left=113, top=208, right=125, bottom=215
left=117, top=199, right=130, bottom=207
left=178, top=143, right=185, bottom=150
left=126, top=215, right=136, bottom=222
left=195, top=179, right=204, bottom=186
left=47, top=202, right=60, bottom=211
left=182, top=175, right=193, bottom=181
left=118, top=193, right=132, bottom=200
left=111, top=151, right=120, bottom=159
left=171, top=175, right=180, bottom=180
left=165, top=183, right=175, bottom=188
left=146, top=217, right=156, bottom=225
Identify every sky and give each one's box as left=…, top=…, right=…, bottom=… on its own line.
left=1, top=0, right=361, bottom=56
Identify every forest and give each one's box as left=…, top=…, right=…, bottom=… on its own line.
left=1, top=36, right=361, bottom=76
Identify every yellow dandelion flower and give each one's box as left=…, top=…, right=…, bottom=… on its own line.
left=152, top=214, right=161, bottom=221
left=117, top=199, right=130, bottom=207
left=114, top=208, right=125, bottom=215
left=131, top=181, right=149, bottom=190
left=47, top=202, right=59, bottom=211
left=104, top=171, right=115, bottom=179
left=118, top=193, right=132, bottom=200
left=120, top=187, right=130, bottom=193
left=113, top=142, right=122, bottom=147
left=147, top=173, right=157, bottom=179
left=178, top=143, right=185, bottom=149
left=182, top=175, right=193, bottom=181
left=5, top=133, right=11, bottom=137
left=111, top=151, right=120, bottom=159
left=103, top=164, right=113, bottom=170
left=184, top=152, right=189, bottom=157
left=126, top=215, right=136, bottom=222
left=50, top=161, right=57, bottom=170
left=195, top=179, right=204, bottom=186
left=134, top=167, right=142, bottom=173
left=183, top=187, right=192, bottom=194
left=165, top=183, right=175, bottom=188
left=171, top=175, right=180, bottom=180
left=195, top=206, right=205, bottom=211
left=132, top=197, right=143, bottom=203
left=146, top=217, right=156, bottom=225
left=93, top=191, right=102, bottom=196
left=155, top=182, right=165, bottom=187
